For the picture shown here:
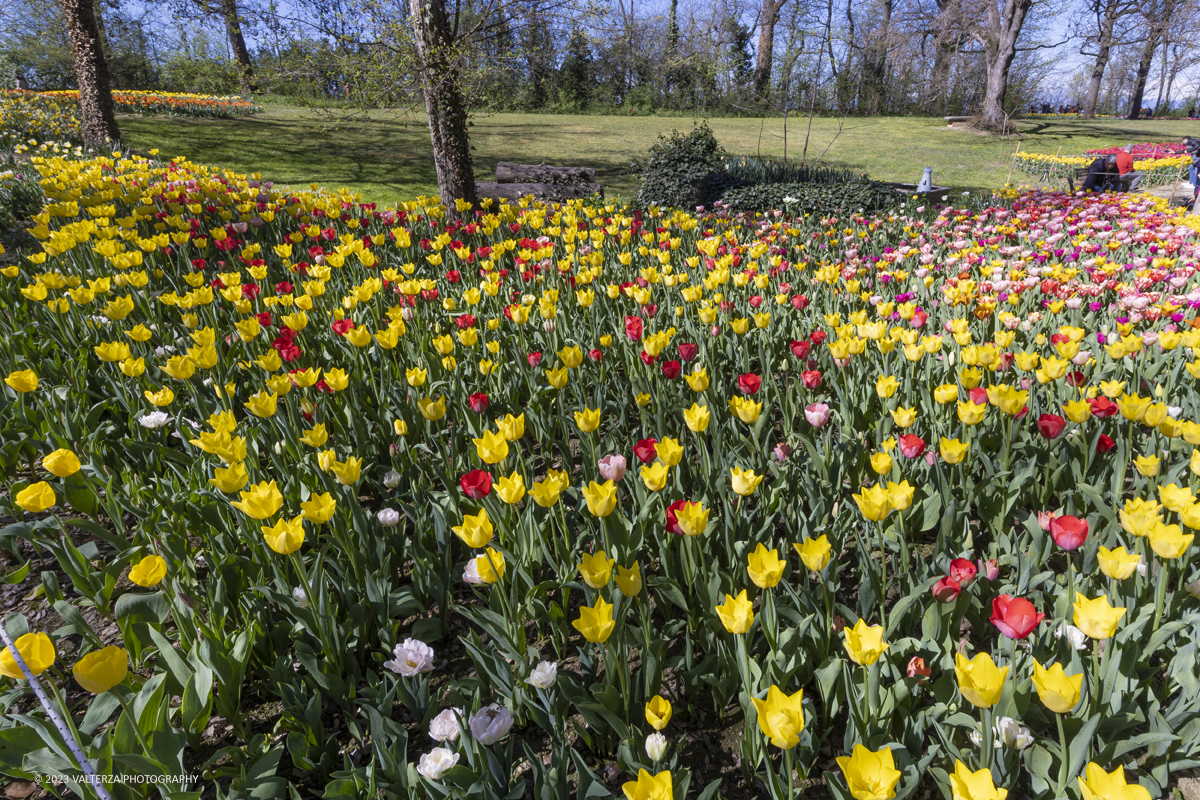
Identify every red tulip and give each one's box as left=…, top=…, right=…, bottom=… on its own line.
left=639, top=351, right=657, bottom=366
left=790, top=340, right=812, bottom=359
left=460, top=470, right=492, bottom=499
left=1089, top=397, right=1119, bottom=418
left=633, top=438, right=659, bottom=464
left=968, top=387, right=989, bottom=406
left=454, top=314, right=476, bottom=329
left=990, top=594, right=1044, bottom=639
left=588, top=349, right=603, bottom=362
left=809, top=330, right=827, bottom=345
left=1050, top=515, right=1088, bottom=550
left=678, top=342, right=699, bottom=362
left=978, top=558, right=999, bottom=581
left=665, top=499, right=686, bottom=535
left=802, top=370, right=823, bottom=389
left=1037, top=413, right=1066, bottom=439
left=898, top=434, right=926, bottom=459
left=527, top=351, right=542, bottom=368
left=468, top=393, right=488, bottom=413
left=791, top=294, right=809, bottom=310
left=625, top=315, right=644, bottom=341
left=948, top=558, right=977, bottom=586
left=931, top=577, right=962, bottom=603
left=737, top=373, right=762, bottom=395
left=907, top=656, right=931, bottom=678
left=661, top=360, right=681, bottom=380
left=331, top=318, right=355, bottom=335
left=1096, top=434, right=1115, bottom=453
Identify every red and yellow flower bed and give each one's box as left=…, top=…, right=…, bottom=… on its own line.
left=1, top=150, right=1199, bottom=798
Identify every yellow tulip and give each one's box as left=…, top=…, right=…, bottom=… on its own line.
left=418, top=396, right=446, bottom=421
left=300, top=424, right=329, bottom=448
left=684, top=403, right=710, bottom=432
left=843, top=619, right=888, bottom=666
left=794, top=536, right=832, bottom=572
left=72, top=646, right=128, bottom=693
left=933, top=384, right=959, bottom=404
left=621, top=769, right=673, bottom=800
left=949, top=760, right=1008, bottom=800
left=954, top=651, right=1008, bottom=708
left=957, top=401, right=987, bottom=425
left=890, top=407, right=917, bottom=428
left=4, top=369, right=38, bottom=393
left=747, top=543, right=785, bottom=588
left=685, top=366, right=709, bottom=392
left=731, top=466, right=763, bottom=496
left=475, top=547, right=505, bottom=583
left=1117, top=393, right=1151, bottom=421
left=300, top=492, right=336, bottom=524
left=1032, top=660, right=1083, bottom=714
left=1073, top=593, right=1126, bottom=640
left=836, top=744, right=902, bottom=800
left=1077, top=763, right=1151, bottom=800
left=145, top=387, right=175, bottom=407
left=582, top=480, right=618, bottom=517
left=728, top=396, right=762, bottom=424
left=1134, top=454, right=1160, bottom=477
left=15, top=481, right=56, bottom=513
left=452, top=508, right=493, bottom=548
left=940, top=437, right=969, bottom=465
left=886, top=480, right=914, bottom=511
left=645, top=695, right=672, bottom=730
left=572, top=596, right=615, bottom=643
left=574, top=408, right=601, bottom=433
left=656, top=438, right=683, bottom=467
left=473, top=429, right=510, bottom=465
left=870, top=452, right=893, bottom=475
left=128, top=555, right=167, bottom=587
left=244, top=391, right=278, bottom=418
left=331, top=456, right=362, bottom=485
left=1148, top=522, right=1193, bottom=560
left=579, top=551, right=616, bottom=589
left=529, top=477, right=564, bottom=507
left=641, top=462, right=670, bottom=492
left=496, top=413, right=525, bottom=441
left=752, top=685, right=805, bottom=749
left=876, top=375, right=899, bottom=398
left=715, top=589, right=754, bottom=634
left=263, top=515, right=305, bottom=554
left=674, top=500, right=708, bottom=536
left=42, top=449, right=81, bottom=478
left=0, top=632, right=56, bottom=679
left=1119, top=497, right=1161, bottom=537
left=1097, top=546, right=1141, bottom=580
left=616, top=563, right=642, bottom=596
left=495, top=472, right=525, bottom=504
left=852, top=485, right=891, bottom=522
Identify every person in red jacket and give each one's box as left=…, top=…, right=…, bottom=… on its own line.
left=1114, top=145, right=1142, bottom=192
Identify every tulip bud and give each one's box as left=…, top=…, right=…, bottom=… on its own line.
left=645, top=732, right=668, bottom=762
left=906, top=656, right=931, bottom=678
left=377, top=508, right=400, bottom=527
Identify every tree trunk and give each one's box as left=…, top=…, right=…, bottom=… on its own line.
left=410, top=0, right=479, bottom=210
left=1082, top=0, right=1118, bottom=118
left=754, top=0, right=786, bottom=100
left=862, top=0, right=893, bottom=114
left=978, top=0, right=1032, bottom=128
left=58, top=0, right=120, bottom=148
left=1127, top=28, right=1159, bottom=117
left=220, top=0, right=257, bottom=94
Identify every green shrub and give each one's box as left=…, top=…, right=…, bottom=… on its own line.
left=633, top=121, right=733, bottom=209
left=723, top=157, right=865, bottom=187
left=720, top=179, right=900, bottom=214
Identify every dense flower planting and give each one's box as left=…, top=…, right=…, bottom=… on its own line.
left=1014, top=151, right=1188, bottom=189
left=0, top=90, right=260, bottom=148
left=1085, top=143, right=1187, bottom=160
left=2, top=147, right=1200, bottom=800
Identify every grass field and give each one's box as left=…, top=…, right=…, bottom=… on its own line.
left=115, top=105, right=1200, bottom=205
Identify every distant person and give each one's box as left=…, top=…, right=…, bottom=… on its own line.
left=1115, top=144, right=1143, bottom=191
left=1185, top=136, right=1200, bottom=206
left=13, top=70, right=28, bottom=90
left=1081, top=155, right=1119, bottom=192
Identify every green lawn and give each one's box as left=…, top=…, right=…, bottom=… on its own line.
left=115, top=105, right=1200, bottom=206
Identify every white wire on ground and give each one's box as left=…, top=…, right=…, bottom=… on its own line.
left=0, top=624, right=113, bottom=800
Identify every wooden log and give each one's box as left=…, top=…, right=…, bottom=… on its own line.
left=495, top=162, right=596, bottom=184
left=476, top=181, right=602, bottom=203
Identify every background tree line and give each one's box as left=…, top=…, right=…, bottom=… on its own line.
left=6, top=0, right=1200, bottom=122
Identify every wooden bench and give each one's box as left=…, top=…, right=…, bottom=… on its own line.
left=476, top=162, right=603, bottom=203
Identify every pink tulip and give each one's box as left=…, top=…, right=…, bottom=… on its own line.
left=598, top=454, right=627, bottom=482
left=805, top=403, right=831, bottom=427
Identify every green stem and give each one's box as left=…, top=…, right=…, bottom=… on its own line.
left=1055, top=712, right=1069, bottom=796
left=1152, top=558, right=1170, bottom=633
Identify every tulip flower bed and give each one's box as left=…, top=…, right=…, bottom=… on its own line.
left=1013, top=152, right=1188, bottom=188
left=2, top=148, right=1200, bottom=800
left=0, top=92, right=82, bottom=150
left=1085, top=143, right=1188, bottom=160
